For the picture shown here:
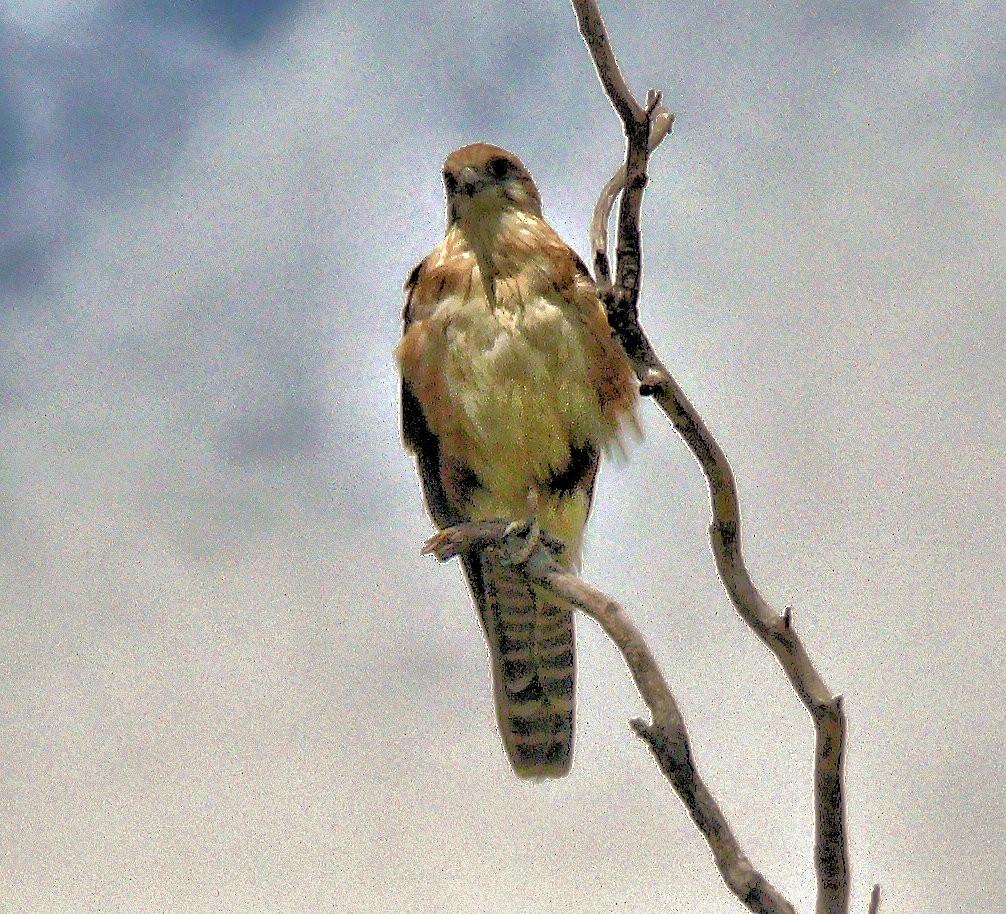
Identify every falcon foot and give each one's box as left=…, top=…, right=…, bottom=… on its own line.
left=421, top=519, right=564, bottom=566
left=501, top=517, right=541, bottom=566
left=421, top=527, right=468, bottom=562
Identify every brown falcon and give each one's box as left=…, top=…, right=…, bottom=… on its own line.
left=396, top=143, right=638, bottom=777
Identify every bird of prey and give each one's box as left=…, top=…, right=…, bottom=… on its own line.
left=396, top=143, right=638, bottom=778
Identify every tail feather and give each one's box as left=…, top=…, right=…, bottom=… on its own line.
left=467, top=550, right=575, bottom=778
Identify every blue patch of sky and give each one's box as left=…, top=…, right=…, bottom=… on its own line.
left=800, top=0, right=937, bottom=48
left=0, top=0, right=308, bottom=299
left=131, top=0, right=303, bottom=50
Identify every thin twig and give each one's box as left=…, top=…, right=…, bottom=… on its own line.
left=424, top=521, right=796, bottom=914
left=571, top=0, right=644, bottom=127
left=571, top=1, right=853, bottom=912
left=590, top=105, right=674, bottom=290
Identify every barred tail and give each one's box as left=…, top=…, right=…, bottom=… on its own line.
left=469, top=552, right=575, bottom=778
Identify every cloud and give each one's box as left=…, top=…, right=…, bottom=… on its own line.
left=135, top=0, right=305, bottom=49
left=0, top=0, right=307, bottom=297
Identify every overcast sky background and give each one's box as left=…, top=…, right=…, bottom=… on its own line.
left=2, top=1, right=1004, bottom=912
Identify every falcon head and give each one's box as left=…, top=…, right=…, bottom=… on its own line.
left=443, top=143, right=543, bottom=225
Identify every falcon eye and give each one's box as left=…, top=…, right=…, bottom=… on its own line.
left=443, top=170, right=459, bottom=193
left=486, top=157, right=512, bottom=180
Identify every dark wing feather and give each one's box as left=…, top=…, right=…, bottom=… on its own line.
left=401, top=259, right=462, bottom=530
left=401, top=260, right=486, bottom=600
left=401, top=377, right=464, bottom=530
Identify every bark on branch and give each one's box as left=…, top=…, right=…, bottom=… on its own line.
left=424, top=520, right=795, bottom=914
left=569, top=1, right=857, bottom=912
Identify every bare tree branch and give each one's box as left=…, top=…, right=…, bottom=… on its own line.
left=424, top=521, right=796, bottom=914
left=570, top=1, right=855, bottom=912
left=590, top=105, right=674, bottom=290
left=571, top=0, right=644, bottom=128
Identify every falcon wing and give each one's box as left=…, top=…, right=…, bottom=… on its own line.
left=400, top=260, right=464, bottom=530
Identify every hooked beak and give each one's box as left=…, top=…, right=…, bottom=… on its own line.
left=455, top=166, right=484, bottom=196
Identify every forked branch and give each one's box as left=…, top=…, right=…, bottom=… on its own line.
left=571, top=0, right=855, bottom=912
left=424, top=521, right=795, bottom=914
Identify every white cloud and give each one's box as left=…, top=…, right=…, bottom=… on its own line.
left=1, top=0, right=108, bottom=33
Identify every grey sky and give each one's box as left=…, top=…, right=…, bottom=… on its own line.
left=2, top=1, right=1004, bottom=912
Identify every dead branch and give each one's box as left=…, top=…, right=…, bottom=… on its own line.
left=424, top=521, right=796, bottom=914
left=570, top=1, right=854, bottom=912
left=590, top=106, right=674, bottom=290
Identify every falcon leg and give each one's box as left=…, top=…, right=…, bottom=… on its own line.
left=503, top=487, right=541, bottom=565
